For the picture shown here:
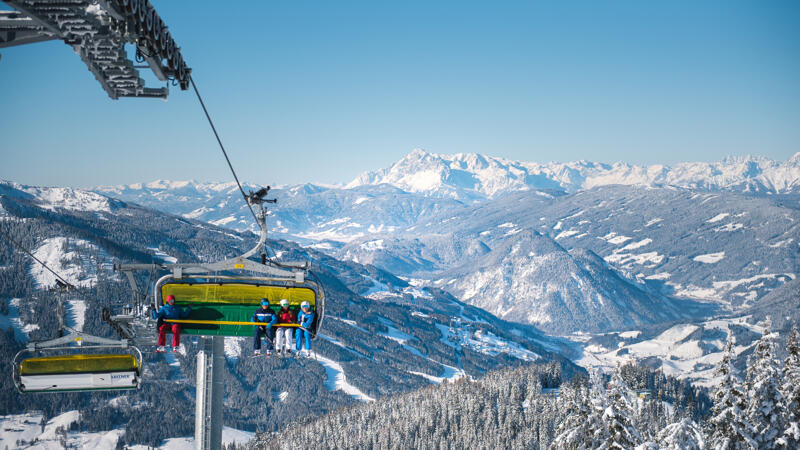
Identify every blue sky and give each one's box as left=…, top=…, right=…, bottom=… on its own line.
left=1, top=0, right=799, bottom=187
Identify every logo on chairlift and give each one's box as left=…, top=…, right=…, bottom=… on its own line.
left=234, top=264, right=244, bottom=269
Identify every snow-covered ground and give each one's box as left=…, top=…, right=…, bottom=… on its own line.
left=464, top=329, right=540, bottom=362
left=377, top=317, right=414, bottom=344
left=693, top=252, right=725, bottom=264
left=573, top=317, right=764, bottom=387
left=376, top=317, right=427, bottom=357
left=274, top=391, right=289, bottom=402
left=668, top=272, right=795, bottom=303
left=147, top=247, right=178, bottom=264
left=329, top=316, right=370, bottom=334
left=0, top=411, right=254, bottom=449
left=160, top=350, right=185, bottom=381
left=0, top=411, right=124, bottom=450
left=408, top=363, right=467, bottom=384
left=64, top=299, right=86, bottom=331
left=15, top=184, right=115, bottom=213
left=29, top=237, right=109, bottom=289
left=224, top=336, right=246, bottom=359
left=313, top=354, right=375, bottom=402
left=0, top=298, right=38, bottom=342
left=129, top=427, right=254, bottom=449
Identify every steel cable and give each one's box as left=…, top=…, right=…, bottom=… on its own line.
left=189, top=75, right=259, bottom=226
left=0, top=226, right=96, bottom=303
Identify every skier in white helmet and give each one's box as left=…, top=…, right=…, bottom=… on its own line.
left=275, top=298, right=296, bottom=355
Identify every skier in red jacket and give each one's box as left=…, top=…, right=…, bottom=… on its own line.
left=275, top=298, right=296, bottom=355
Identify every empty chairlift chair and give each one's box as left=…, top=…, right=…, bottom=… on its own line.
left=13, top=333, right=142, bottom=393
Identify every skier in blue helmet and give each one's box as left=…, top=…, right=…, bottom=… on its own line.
left=252, top=298, right=277, bottom=356
left=295, top=300, right=315, bottom=357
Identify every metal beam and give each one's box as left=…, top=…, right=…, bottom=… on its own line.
left=0, top=10, right=56, bottom=47
left=26, top=330, right=132, bottom=351
left=0, top=0, right=189, bottom=99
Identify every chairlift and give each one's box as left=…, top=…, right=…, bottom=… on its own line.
left=112, top=186, right=325, bottom=339
left=12, top=331, right=142, bottom=393
left=12, top=284, right=143, bottom=394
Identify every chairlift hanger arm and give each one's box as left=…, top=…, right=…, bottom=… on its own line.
left=26, top=331, right=132, bottom=352
left=115, top=201, right=309, bottom=280
left=116, top=259, right=306, bottom=282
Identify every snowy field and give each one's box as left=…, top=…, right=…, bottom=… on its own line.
left=0, top=411, right=253, bottom=449
left=573, top=317, right=764, bottom=387
left=64, top=299, right=86, bottom=331
left=29, top=237, right=112, bottom=289
left=0, top=298, right=39, bottom=342
left=313, top=354, right=376, bottom=402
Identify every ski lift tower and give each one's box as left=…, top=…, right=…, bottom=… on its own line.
left=0, top=0, right=191, bottom=99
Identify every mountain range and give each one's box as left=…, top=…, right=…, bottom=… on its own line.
left=92, top=151, right=800, bottom=334
left=349, top=149, right=800, bottom=198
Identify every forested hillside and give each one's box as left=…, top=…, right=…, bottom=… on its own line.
left=251, top=321, right=799, bottom=449
left=249, top=360, right=708, bottom=449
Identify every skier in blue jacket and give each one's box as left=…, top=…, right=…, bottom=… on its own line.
left=295, top=301, right=315, bottom=357
left=152, top=294, right=192, bottom=352
left=252, top=298, right=277, bottom=356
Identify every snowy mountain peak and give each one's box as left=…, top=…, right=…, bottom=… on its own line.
left=347, top=149, right=541, bottom=200
left=144, top=179, right=195, bottom=190
left=0, top=181, right=120, bottom=213
left=98, top=179, right=243, bottom=195
left=348, top=150, right=800, bottom=198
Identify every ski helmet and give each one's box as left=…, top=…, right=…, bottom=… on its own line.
left=260, top=299, right=270, bottom=307
left=280, top=299, right=289, bottom=307
left=166, top=294, right=175, bottom=304
left=301, top=301, right=310, bottom=309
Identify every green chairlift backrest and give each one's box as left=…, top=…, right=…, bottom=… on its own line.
left=160, top=283, right=316, bottom=337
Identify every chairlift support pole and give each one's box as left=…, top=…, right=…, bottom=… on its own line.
left=195, top=336, right=224, bottom=450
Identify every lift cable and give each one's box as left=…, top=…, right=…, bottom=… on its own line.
left=189, top=75, right=285, bottom=262
left=189, top=75, right=259, bottom=226
left=0, top=227, right=96, bottom=304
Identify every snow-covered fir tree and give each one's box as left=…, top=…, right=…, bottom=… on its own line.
left=596, top=368, right=642, bottom=449
left=550, top=377, right=592, bottom=450
left=706, top=337, right=756, bottom=449
left=657, top=417, right=705, bottom=450
left=581, top=370, right=613, bottom=449
left=744, top=318, right=785, bottom=449
left=634, top=388, right=670, bottom=442
left=778, top=326, right=800, bottom=448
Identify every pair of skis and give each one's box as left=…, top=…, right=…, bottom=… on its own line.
left=252, top=349, right=313, bottom=358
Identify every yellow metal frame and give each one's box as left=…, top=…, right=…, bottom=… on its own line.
left=20, top=354, right=139, bottom=375
left=161, top=283, right=315, bottom=307
left=165, top=319, right=300, bottom=327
